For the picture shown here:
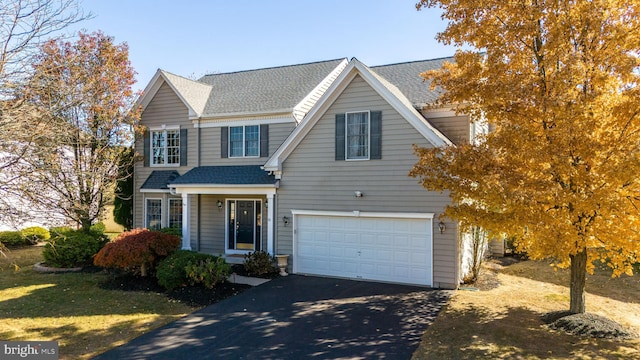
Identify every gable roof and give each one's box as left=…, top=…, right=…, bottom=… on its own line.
left=197, top=59, right=348, bottom=118
left=370, top=57, right=452, bottom=108
left=137, top=70, right=213, bottom=119
left=263, top=58, right=453, bottom=173
left=138, top=59, right=348, bottom=121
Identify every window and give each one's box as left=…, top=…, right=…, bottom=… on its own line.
left=146, top=198, right=162, bottom=230
left=151, top=129, right=180, bottom=165
left=229, top=125, right=259, bottom=157
left=346, top=111, right=369, bottom=160
left=168, top=198, right=183, bottom=229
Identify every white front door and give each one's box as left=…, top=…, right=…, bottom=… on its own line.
left=294, top=212, right=433, bottom=286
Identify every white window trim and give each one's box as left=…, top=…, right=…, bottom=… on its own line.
left=229, top=125, right=260, bottom=158
left=145, top=197, right=163, bottom=230
left=345, top=110, right=370, bottom=161
left=168, top=198, right=183, bottom=229
left=150, top=126, right=181, bottom=167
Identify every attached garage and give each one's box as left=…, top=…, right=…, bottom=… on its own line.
left=292, top=210, right=433, bottom=286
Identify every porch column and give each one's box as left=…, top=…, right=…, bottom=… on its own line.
left=267, top=192, right=275, bottom=254
left=181, top=193, right=191, bottom=250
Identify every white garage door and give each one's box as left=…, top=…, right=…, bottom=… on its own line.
left=294, top=211, right=433, bottom=286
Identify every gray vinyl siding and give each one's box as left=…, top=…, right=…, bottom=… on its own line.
left=276, top=75, right=458, bottom=288
left=423, top=113, right=470, bottom=145
left=199, top=122, right=295, bottom=165
left=134, top=82, right=290, bottom=254
left=133, top=82, right=193, bottom=229
left=199, top=195, right=224, bottom=255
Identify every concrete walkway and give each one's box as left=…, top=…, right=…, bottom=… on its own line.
left=227, top=273, right=271, bottom=286
left=94, top=275, right=451, bottom=360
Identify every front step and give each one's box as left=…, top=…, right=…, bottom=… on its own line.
left=225, top=254, right=245, bottom=265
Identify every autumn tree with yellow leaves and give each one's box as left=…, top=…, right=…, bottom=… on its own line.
left=411, top=1, right=640, bottom=314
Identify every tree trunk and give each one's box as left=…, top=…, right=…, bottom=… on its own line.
left=569, top=249, right=587, bottom=314
left=81, top=219, right=92, bottom=234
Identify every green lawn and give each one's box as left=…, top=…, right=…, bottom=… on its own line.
left=0, top=247, right=194, bottom=360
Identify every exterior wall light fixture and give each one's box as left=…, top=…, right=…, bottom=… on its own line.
left=283, top=216, right=290, bottom=226
left=354, top=190, right=364, bottom=198
left=438, top=221, right=446, bottom=234
left=217, top=200, right=223, bottom=210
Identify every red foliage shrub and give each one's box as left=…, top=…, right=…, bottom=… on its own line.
left=93, top=228, right=181, bottom=276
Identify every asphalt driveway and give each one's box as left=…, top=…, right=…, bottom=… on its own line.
left=93, top=275, right=451, bottom=359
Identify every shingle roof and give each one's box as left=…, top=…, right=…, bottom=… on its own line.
left=169, top=166, right=277, bottom=186
left=141, top=170, right=181, bottom=190
left=370, top=57, right=454, bottom=107
left=197, top=59, right=347, bottom=116
left=160, top=70, right=212, bottom=115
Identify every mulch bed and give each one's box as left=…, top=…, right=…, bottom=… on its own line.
left=542, top=311, right=638, bottom=340
left=99, top=273, right=251, bottom=308
left=476, top=257, right=638, bottom=341
left=230, top=264, right=280, bottom=279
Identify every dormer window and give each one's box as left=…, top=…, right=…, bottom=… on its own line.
left=151, top=129, right=180, bottom=166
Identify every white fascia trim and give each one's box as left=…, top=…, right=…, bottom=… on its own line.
left=160, top=72, right=203, bottom=119
left=171, top=185, right=277, bottom=195
left=137, top=69, right=164, bottom=111
left=197, top=109, right=292, bottom=120
left=195, top=116, right=295, bottom=128
left=140, top=189, right=171, bottom=193
left=354, top=61, right=451, bottom=147
left=149, top=124, right=180, bottom=131
left=292, top=58, right=349, bottom=123
left=264, top=61, right=452, bottom=172
left=138, top=71, right=201, bottom=118
left=263, top=71, right=361, bottom=172
left=291, top=209, right=434, bottom=219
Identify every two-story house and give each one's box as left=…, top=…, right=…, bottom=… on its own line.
left=134, top=57, right=475, bottom=289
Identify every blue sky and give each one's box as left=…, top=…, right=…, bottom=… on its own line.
left=70, top=0, right=454, bottom=91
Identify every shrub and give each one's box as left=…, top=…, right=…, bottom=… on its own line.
left=90, top=222, right=106, bottom=235
left=43, top=230, right=109, bottom=268
left=0, top=231, right=26, bottom=247
left=93, top=228, right=181, bottom=276
left=185, top=256, right=230, bottom=289
left=243, top=251, right=278, bottom=277
left=49, top=226, right=74, bottom=236
left=156, top=250, right=212, bottom=290
left=158, top=227, right=182, bottom=238
left=20, top=226, right=50, bottom=245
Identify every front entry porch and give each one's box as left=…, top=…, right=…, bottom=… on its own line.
left=167, top=165, right=278, bottom=257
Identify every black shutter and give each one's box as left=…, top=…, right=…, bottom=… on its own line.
left=221, top=127, right=228, bottom=158
left=143, top=129, right=150, bottom=167
left=180, top=128, right=188, bottom=166
left=335, top=114, right=345, bottom=161
left=370, top=111, right=382, bottom=159
left=260, top=124, right=269, bottom=157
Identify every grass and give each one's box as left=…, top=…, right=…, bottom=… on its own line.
left=0, top=246, right=194, bottom=360
left=412, top=258, right=640, bottom=359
